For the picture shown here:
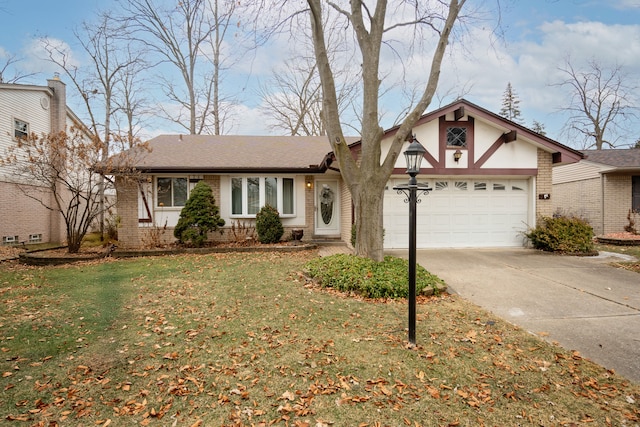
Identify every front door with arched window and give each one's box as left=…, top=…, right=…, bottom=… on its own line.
left=314, top=180, right=340, bottom=236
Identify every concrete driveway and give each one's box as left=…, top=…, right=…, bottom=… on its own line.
left=386, top=248, right=640, bottom=384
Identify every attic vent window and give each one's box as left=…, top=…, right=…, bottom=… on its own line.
left=446, top=127, right=467, bottom=147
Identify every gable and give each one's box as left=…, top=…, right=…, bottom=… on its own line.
left=381, top=100, right=579, bottom=175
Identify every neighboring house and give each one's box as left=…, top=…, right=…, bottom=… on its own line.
left=114, top=99, right=583, bottom=249
left=0, top=76, right=84, bottom=245
left=553, top=149, right=640, bottom=236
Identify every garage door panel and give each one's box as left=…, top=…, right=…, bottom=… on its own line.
left=384, top=178, right=530, bottom=248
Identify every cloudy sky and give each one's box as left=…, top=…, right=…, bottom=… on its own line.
left=1, top=0, right=639, bottom=148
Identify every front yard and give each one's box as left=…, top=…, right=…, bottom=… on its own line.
left=1, top=251, right=638, bottom=426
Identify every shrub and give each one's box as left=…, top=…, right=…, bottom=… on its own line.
left=303, top=253, right=444, bottom=299
left=525, top=215, right=595, bottom=254
left=229, top=220, right=257, bottom=244
left=255, top=205, right=284, bottom=244
left=174, top=181, right=225, bottom=247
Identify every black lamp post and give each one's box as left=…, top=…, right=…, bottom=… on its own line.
left=393, top=134, right=431, bottom=347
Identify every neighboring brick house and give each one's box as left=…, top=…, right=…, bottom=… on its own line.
left=113, top=99, right=582, bottom=249
left=0, top=76, right=86, bottom=245
left=553, top=149, right=640, bottom=235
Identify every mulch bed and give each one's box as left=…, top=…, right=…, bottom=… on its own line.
left=597, top=232, right=640, bottom=246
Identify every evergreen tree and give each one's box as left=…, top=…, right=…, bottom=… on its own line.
left=531, top=120, right=547, bottom=136
left=174, top=181, right=225, bottom=246
left=499, top=82, right=524, bottom=124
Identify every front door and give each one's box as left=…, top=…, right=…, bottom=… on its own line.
left=315, top=180, right=340, bottom=236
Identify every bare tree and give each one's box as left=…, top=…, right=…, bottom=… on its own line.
left=124, top=0, right=241, bottom=135
left=556, top=58, right=638, bottom=150
left=258, top=55, right=360, bottom=136
left=258, top=16, right=360, bottom=137
left=0, top=128, right=145, bottom=253
left=305, top=0, right=467, bottom=261
left=42, top=12, right=146, bottom=239
left=0, top=52, right=37, bottom=83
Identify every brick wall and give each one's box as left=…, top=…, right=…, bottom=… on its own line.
left=536, top=149, right=554, bottom=218
left=0, top=181, right=63, bottom=245
left=553, top=178, right=603, bottom=234
left=603, top=175, right=631, bottom=234
left=115, top=176, right=141, bottom=248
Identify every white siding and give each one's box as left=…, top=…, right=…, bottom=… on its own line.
left=552, top=161, right=603, bottom=185
left=0, top=87, right=52, bottom=181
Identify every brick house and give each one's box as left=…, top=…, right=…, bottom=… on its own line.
left=552, top=149, right=640, bottom=235
left=114, top=99, right=583, bottom=249
left=0, top=76, right=87, bottom=245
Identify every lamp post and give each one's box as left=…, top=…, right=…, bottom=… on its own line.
left=393, top=134, right=431, bottom=347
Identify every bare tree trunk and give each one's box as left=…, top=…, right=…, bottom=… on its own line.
left=307, top=0, right=465, bottom=261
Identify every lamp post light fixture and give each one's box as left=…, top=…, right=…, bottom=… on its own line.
left=393, top=134, right=431, bottom=347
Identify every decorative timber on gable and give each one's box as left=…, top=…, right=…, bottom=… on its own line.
left=380, top=99, right=582, bottom=176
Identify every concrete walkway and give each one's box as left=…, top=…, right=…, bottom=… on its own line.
left=386, top=248, right=640, bottom=384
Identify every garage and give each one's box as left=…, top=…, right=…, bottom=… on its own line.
left=384, top=178, right=531, bottom=248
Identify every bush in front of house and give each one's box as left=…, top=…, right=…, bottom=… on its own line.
left=174, top=181, right=225, bottom=247
left=255, top=205, right=284, bottom=244
left=526, top=215, right=595, bottom=254
left=303, top=253, right=444, bottom=299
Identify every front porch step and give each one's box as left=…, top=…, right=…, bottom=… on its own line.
left=311, top=237, right=347, bottom=246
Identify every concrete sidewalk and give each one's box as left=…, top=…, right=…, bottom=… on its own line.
left=386, top=248, right=640, bottom=384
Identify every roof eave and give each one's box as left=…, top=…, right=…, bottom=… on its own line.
left=133, top=166, right=326, bottom=174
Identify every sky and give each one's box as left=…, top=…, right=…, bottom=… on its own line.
left=1, top=0, right=640, bottom=148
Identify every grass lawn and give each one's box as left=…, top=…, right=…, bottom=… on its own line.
left=1, top=251, right=639, bottom=426
left=596, top=243, right=640, bottom=274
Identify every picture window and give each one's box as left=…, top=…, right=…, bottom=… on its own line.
left=232, top=177, right=295, bottom=217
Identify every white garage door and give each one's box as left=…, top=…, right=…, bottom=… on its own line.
left=384, top=178, right=530, bottom=248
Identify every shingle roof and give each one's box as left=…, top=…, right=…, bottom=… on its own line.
left=126, top=134, right=359, bottom=172
left=582, top=149, right=640, bottom=168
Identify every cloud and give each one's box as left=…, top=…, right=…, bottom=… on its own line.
left=20, top=37, right=81, bottom=78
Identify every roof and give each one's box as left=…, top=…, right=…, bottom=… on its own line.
left=581, top=149, right=640, bottom=172
left=364, top=99, right=584, bottom=165
left=123, top=134, right=359, bottom=173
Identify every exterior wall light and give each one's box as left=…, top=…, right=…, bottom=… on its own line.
left=453, top=149, right=462, bottom=162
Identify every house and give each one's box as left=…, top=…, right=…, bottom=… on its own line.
left=114, top=99, right=583, bottom=249
left=0, top=76, right=85, bottom=246
left=553, top=149, right=640, bottom=236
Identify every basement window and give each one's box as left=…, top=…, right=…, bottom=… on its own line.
left=2, top=236, right=19, bottom=245
left=29, top=234, right=43, bottom=243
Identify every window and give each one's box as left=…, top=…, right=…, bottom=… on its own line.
left=454, top=181, right=468, bottom=191
left=14, top=118, right=28, bottom=140
left=2, top=236, right=18, bottom=245
left=435, top=181, right=448, bottom=191
left=493, top=183, right=506, bottom=191
left=474, top=182, right=487, bottom=191
left=231, top=177, right=295, bottom=216
left=157, top=177, right=188, bottom=207
left=28, top=234, right=42, bottom=243
left=446, top=127, right=467, bottom=147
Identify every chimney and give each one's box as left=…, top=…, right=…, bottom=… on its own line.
left=47, top=73, right=66, bottom=134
